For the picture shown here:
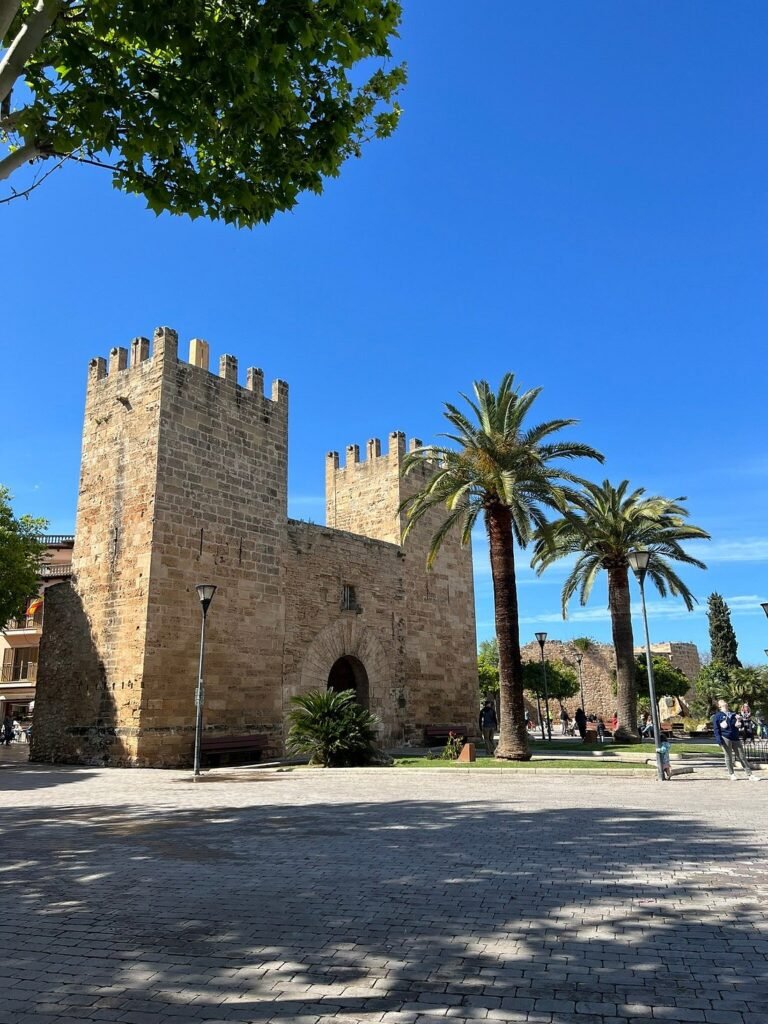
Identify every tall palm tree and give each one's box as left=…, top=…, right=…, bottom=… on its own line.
left=399, top=375, right=603, bottom=760
left=530, top=480, right=709, bottom=740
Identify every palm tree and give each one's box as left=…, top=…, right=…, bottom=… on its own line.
left=399, top=375, right=603, bottom=760
left=530, top=479, right=709, bottom=740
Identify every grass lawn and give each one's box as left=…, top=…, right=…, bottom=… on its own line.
left=394, top=756, right=654, bottom=771
left=528, top=740, right=720, bottom=756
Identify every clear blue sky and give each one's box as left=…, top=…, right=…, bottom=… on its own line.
left=2, top=2, right=767, bottom=663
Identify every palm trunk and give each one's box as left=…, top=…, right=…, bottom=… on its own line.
left=608, top=565, right=640, bottom=741
left=486, top=502, right=529, bottom=760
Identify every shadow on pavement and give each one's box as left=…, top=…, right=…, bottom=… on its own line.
left=1, top=791, right=766, bottom=1023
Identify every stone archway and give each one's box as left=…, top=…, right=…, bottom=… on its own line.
left=327, top=654, right=370, bottom=709
left=289, top=618, right=395, bottom=733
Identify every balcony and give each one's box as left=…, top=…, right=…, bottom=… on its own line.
left=5, top=610, right=44, bottom=631
left=0, top=662, right=38, bottom=683
left=36, top=534, right=74, bottom=547
left=39, top=562, right=72, bottom=579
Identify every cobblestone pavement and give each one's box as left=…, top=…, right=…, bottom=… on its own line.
left=1, top=753, right=767, bottom=1024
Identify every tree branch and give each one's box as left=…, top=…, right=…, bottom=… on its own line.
left=0, top=0, right=61, bottom=105
left=0, top=0, right=22, bottom=44
left=0, top=138, right=41, bottom=179
left=0, top=148, right=65, bottom=202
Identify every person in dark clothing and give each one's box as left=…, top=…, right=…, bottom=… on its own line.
left=712, top=700, right=758, bottom=781
left=574, top=707, right=587, bottom=742
left=479, top=700, right=498, bottom=756
left=2, top=715, right=13, bottom=746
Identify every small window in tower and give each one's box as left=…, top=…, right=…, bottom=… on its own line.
left=341, top=584, right=359, bottom=611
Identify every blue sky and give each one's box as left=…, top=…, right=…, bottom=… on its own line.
left=2, top=2, right=767, bottom=663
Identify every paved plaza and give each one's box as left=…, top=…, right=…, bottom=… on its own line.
left=1, top=751, right=767, bottom=1024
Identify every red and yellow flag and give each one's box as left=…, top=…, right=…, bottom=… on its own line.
left=26, top=597, right=43, bottom=617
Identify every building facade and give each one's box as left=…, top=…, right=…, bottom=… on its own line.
left=0, top=536, right=73, bottom=723
left=31, top=328, right=478, bottom=766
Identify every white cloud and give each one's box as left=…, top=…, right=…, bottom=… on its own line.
left=516, top=594, right=767, bottom=627
left=690, top=538, right=768, bottom=563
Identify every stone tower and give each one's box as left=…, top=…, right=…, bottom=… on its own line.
left=326, top=433, right=477, bottom=732
left=32, top=328, right=289, bottom=765
left=32, top=329, right=479, bottom=766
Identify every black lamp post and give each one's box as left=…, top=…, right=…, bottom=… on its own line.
left=193, top=583, right=217, bottom=779
left=574, top=650, right=585, bottom=712
left=627, top=551, right=665, bottom=782
left=535, top=632, right=551, bottom=741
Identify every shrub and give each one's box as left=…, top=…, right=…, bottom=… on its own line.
left=286, top=689, right=380, bottom=767
left=441, top=731, right=464, bottom=760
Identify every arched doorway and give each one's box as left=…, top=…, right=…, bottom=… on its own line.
left=327, top=655, right=370, bottom=709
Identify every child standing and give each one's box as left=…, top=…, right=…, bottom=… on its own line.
left=657, top=739, right=672, bottom=780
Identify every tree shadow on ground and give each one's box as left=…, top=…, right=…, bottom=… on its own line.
left=1, top=782, right=767, bottom=1024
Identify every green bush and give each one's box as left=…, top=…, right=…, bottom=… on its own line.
left=286, top=689, right=380, bottom=767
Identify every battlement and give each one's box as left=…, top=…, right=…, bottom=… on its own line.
left=87, top=326, right=288, bottom=405
left=325, top=432, right=426, bottom=471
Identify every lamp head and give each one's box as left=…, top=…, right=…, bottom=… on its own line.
left=574, top=651, right=584, bottom=664
left=627, top=550, right=651, bottom=581
left=535, top=631, right=547, bottom=650
left=196, top=583, right=217, bottom=614
left=762, top=601, right=768, bottom=619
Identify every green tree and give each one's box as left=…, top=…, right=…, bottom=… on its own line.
left=0, top=2, right=405, bottom=224
left=693, top=663, right=768, bottom=713
left=0, top=485, right=46, bottom=625
left=286, top=688, right=380, bottom=767
left=706, top=592, right=741, bottom=668
left=634, top=655, right=690, bottom=700
left=477, top=638, right=499, bottom=698
left=400, top=375, right=603, bottom=760
left=531, top=479, right=709, bottom=741
left=523, top=659, right=579, bottom=702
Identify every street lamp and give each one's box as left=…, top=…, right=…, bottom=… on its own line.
left=535, top=631, right=551, bottom=741
left=574, top=650, right=586, bottom=712
left=193, top=583, right=217, bottom=779
left=762, top=602, right=768, bottom=619
left=627, top=551, right=665, bottom=782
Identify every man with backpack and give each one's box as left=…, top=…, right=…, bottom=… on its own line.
left=712, top=699, right=759, bottom=781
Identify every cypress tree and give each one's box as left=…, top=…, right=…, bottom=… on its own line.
left=707, top=592, right=741, bottom=668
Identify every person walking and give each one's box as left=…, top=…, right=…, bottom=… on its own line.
left=2, top=714, right=13, bottom=746
left=479, top=700, right=498, bottom=756
left=559, top=705, right=570, bottom=736
left=712, top=699, right=759, bottom=781
left=574, top=706, right=587, bottom=742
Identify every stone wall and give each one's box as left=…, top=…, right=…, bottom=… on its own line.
left=518, top=638, right=702, bottom=725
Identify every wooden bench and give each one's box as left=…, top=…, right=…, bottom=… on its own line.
left=200, top=733, right=268, bottom=768
left=423, top=725, right=469, bottom=746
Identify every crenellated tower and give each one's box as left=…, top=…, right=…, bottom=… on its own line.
left=325, top=433, right=477, bottom=737
left=33, top=327, right=289, bottom=766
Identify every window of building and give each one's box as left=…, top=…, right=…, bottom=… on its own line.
left=341, top=584, right=359, bottom=611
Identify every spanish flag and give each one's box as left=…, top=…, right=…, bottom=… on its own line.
left=26, top=596, right=43, bottom=617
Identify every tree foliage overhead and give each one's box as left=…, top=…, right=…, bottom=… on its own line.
left=0, top=1, right=405, bottom=224
left=400, top=374, right=603, bottom=761
left=0, top=485, right=46, bottom=626
left=706, top=592, right=741, bottom=668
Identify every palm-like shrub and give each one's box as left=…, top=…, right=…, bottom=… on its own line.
left=531, top=479, right=708, bottom=740
left=287, top=688, right=380, bottom=767
left=399, top=375, right=603, bottom=760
